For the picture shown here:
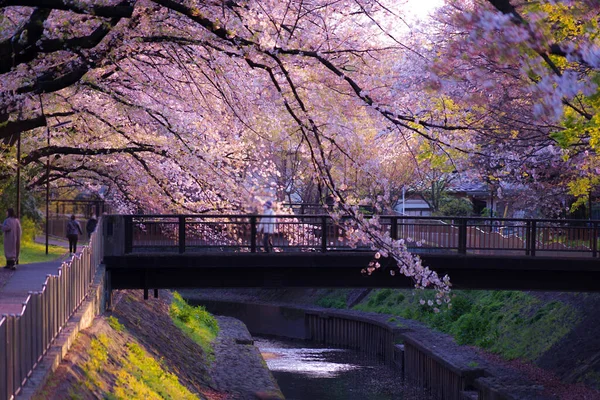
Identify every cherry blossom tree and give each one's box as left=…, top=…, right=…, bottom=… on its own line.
left=424, top=0, right=600, bottom=215
left=11, top=0, right=599, bottom=300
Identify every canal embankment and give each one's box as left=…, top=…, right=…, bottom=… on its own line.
left=32, top=290, right=283, bottom=400
left=184, top=290, right=558, bottom=400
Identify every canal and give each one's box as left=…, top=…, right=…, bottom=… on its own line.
left=255, top=336, right=428, bottom=400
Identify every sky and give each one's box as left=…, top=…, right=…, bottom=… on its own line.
left=406, top=0, right=444, bottom=21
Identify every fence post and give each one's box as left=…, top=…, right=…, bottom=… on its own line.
left=1, top=317, right=7, bottom=400
left=321, top=216, right=328, bottom=252
left=458, top=219, right=467, bottom=254
left=390, top=217, right=398, bottom=240
left=532, top=220, right=537, bottom=256
left=179, top=216, right=186, bottom=254
left=124, top=216, right=133, bottom=254
left=250, top=216, right=257, bottom=253
left=593, top=222, right=598, bottom=258
left=5, top=316, right=14, bottom=400
left=529, top=220, right=537, bottom=257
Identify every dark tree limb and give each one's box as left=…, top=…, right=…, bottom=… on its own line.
left=0, top=0, right=135, bottom=18
left=39, top=17, right=121, bottom=54
left=0, top=8, right=51, bottom=73
left=22, top=144, right=163, bottom=166
left=0, top=115, right=46, bottom=140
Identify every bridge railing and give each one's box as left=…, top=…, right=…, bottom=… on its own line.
left=0, top=219, right=104, bottom=400
left=103, top=214, right=600, bottom=257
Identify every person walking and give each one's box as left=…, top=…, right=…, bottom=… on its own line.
left=66, top=215, right=83, bottom=254
left=3, top=208, right=21, bottom=269
left=86, top=216, right=98, bottom=239
left=258, top=200, right=276, bottom=253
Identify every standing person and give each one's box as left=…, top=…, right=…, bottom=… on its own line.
left=86, top=216, right=98, bottom=239
left=258, top=200, right=276, bottom=253
left=3, top=208, right=21, bottom=269
left=66, top=215, right=83, bottom=254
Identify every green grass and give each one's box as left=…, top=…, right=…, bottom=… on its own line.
left=114, top=342, right=198, bottom=400
left=107, top=316, right=125, bottom=332
left=1, top=239, right=67, bottom=266
left=15, top=241, right=67, bottom=264
left=170, top=292, right=219, bottom=362
left=81, top=333, right=199, bottom=400
left=353, top=288, right=581, bottom=361
left=315, top=289, right=349, bottom=309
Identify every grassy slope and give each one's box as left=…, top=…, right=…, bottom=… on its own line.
left=35, top=291, right=221, bottom=400
left=318, top=288, right=580, bottom=362
left=170, top=292, right=220, bottom=362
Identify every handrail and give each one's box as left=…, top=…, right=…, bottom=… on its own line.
left=1, top=219, right=104, bottom=400
left=108, top=213, right=600, bottom=224
left=103, top=214, right=600, bottom=258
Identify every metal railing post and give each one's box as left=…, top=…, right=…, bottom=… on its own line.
left=250, top=216, right=257, bottom=253
left=179, top=216, right=186, bottom=254
left=458, top=219, right=467, bottom=254
left=593, top=222, right=598, bottom=258
left=390, top=217, right=398, bottom=240
left=525, top=221, right=531, bottom=256
left=124, top=216, right=133, bottom=254
left=530, top=220, right=537, bottom=256
left=525, top=220, right=537, bottom=257
left=321, top=216, right=328, bottom=252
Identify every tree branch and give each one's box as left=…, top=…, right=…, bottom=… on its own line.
left=0, top=8, right=51, bottom=73
left=22, top=145, right=163, bottom=166
left=0, top=0, right=135, bottom=18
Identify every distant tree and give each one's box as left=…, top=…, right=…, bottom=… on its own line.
left=437, top=197, right=473, bottom=217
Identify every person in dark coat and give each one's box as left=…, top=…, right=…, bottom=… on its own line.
left=66, top=215, right=83, bottom=254
left=86, top=216, right=98, bottom=239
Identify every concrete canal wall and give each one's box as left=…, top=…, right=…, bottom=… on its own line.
left=188, top=297, right=549, bottom=400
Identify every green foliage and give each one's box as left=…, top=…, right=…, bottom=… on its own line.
left=437, top=196, right=473, bottom=217
left=107, top=316, right=124, bottom=332
left=19, top=216, right=39, bottom=244
left=170, top=292, right=219, bottom=362
left=79, top=330, right=200, bottom=400
left=366, top=288, right=406, bottom=309
left=316, top=297, right=346, bottom=309
left=354, top=289, right=581, bottom=361
left=78, top=332, right=198, bottom=400
left=0, top=176, right=43, bottom=223
left=315, top=289, right=349, bottom=309
left=114, top=343, right=198, bottom=400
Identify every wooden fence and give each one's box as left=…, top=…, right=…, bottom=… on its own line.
left=0, top=220, right=103, bottom=400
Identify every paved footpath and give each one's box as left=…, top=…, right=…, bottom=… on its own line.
left=0, top=238, right=73, bottom=315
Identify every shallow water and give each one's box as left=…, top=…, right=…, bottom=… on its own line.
left=255, top=336, right=419, bottom=400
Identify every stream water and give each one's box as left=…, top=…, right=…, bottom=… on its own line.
left=255, top=336, right=426, bottom=400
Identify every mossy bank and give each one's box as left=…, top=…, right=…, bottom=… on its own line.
left=34, top=290, right=282, bottom=400
left=325, top=288, right=600, bottom=390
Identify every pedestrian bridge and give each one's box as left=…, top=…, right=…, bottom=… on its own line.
left=102, top=214, right=600, bottom=298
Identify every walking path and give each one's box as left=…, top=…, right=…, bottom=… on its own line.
left=0, top=237, right=73, bottom=315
